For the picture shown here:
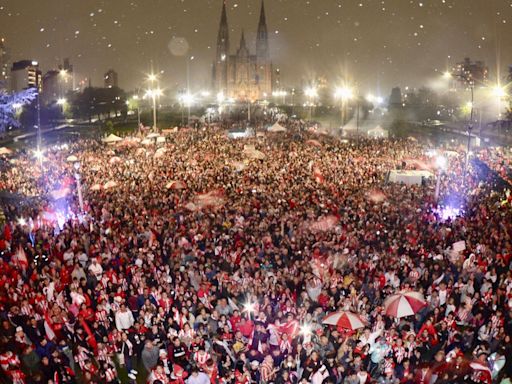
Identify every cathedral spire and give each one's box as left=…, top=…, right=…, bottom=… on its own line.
left=240, top=30, right=247, bottom=49
left=258, top=0, right=266, bottom=27
left=216, top=0, right=229, bottom=62
left=256, top=0, right=269, bottom=60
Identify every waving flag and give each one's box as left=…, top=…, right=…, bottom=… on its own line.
left=309, top=215, right=338, bottom=232
left=312, top=165, right=325, bottom=184
left=43, top=313, right=56, bottom=340
left=13, top=246, right=28, bottom=270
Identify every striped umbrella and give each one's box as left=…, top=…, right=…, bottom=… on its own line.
left=383, top=291, right=426, bottom=318
left=322, top=311, right=366, bottom=330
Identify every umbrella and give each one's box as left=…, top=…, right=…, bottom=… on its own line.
left=154, top=148, right=167, bottom=158
left=166, top=180, right=187, bottom=190
left=367, top=189, right=387, bottom=203
left=147, top=133, right=160, bottom=138
left=322, top=311, right=366, bottom=330
left=0, top=147, right=13, bottom=155
left=66, top=155, right=79, bottom=162
left=383, top=291, right=426, bottom=318
left=104, top=181, right=118, bottom=190
left=102, top=134, right=123, bottom=143
left=306, top=139, right=322, bottom=147
left=109, top=156, right=122, bottom=164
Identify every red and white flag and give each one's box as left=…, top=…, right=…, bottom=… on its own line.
left=43, top=313, right=56, bottom=340
left=13, top=246, right=28, bottom=270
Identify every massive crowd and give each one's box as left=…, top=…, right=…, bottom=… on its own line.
left=0, top=127, right=511, bottom=384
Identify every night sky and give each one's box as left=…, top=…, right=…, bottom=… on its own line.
left=1, top=0, right=511, bottom=95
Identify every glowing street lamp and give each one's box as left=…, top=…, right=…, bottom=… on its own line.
left=147, top=73, right=158, bottom=83
left=442, top=71, right=452, bottom=79
left=57, top=98, right=67, bottom=106
left=334, top=87, right=354, bottom=101
left=492, top=85, right=506, bottom=98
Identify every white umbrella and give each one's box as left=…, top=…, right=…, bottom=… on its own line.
left=66, top=155, right=79, bottom=162
left=102, top=134, right=123, bottom=143
left=103, top=181, right=118, bottom=189
left=147, top=133, right=160, bottom=138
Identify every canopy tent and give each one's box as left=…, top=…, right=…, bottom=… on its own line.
left=388, top=170, right=433, bottom=185
left=367, top=125, right=389, bottom=139
left=0, top=147, right=13, bottom=155
left=268, top=123, right=287, bottom=133
left=102, top=134, right=123, bottom=143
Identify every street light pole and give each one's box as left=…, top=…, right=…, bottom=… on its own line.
left=152, top=92, right=157, bottom=130
left=73, top=162, right=84, bottom=213
left=464, top=83, right=474, bottom=184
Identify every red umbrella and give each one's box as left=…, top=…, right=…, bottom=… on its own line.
left=383, top=291, right=426, bottom=318
left=322, top=311, right=366, bottom=330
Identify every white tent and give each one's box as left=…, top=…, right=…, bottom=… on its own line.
left=388, top=170, right=433, bottom=185
left=268, top=123, right=287, bottom=133
left=102, top=134, right=123, bottom=143
left=368, top=126, right=389, bottom=139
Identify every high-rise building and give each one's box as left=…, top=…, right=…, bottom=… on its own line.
left=452, top=58, right=489, bottom=88
left=42, top=59, right=75, bottom=104
left=104, top=69, right=118, bottom=88
left=0, top=38, right=9, bottom=91
left=212, top=0, right=272, bottom=101
left=58, top=58, right=74, bottom=94
left=10, top=60, right=42, bottom=92
left=42, top=70, right=60, bottom=105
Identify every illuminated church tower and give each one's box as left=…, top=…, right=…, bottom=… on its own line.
left=212, top=0, right=272, bottom=101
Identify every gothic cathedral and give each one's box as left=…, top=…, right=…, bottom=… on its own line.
left=212, top=0, right=272, bottom=101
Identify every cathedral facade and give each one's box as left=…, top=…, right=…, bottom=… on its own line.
left=212, top=1, right=272, bottom=101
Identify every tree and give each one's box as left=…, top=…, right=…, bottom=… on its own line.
left=0, top=88, right=37, bottom=133
left=70, top=86, right=127, bottom=121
